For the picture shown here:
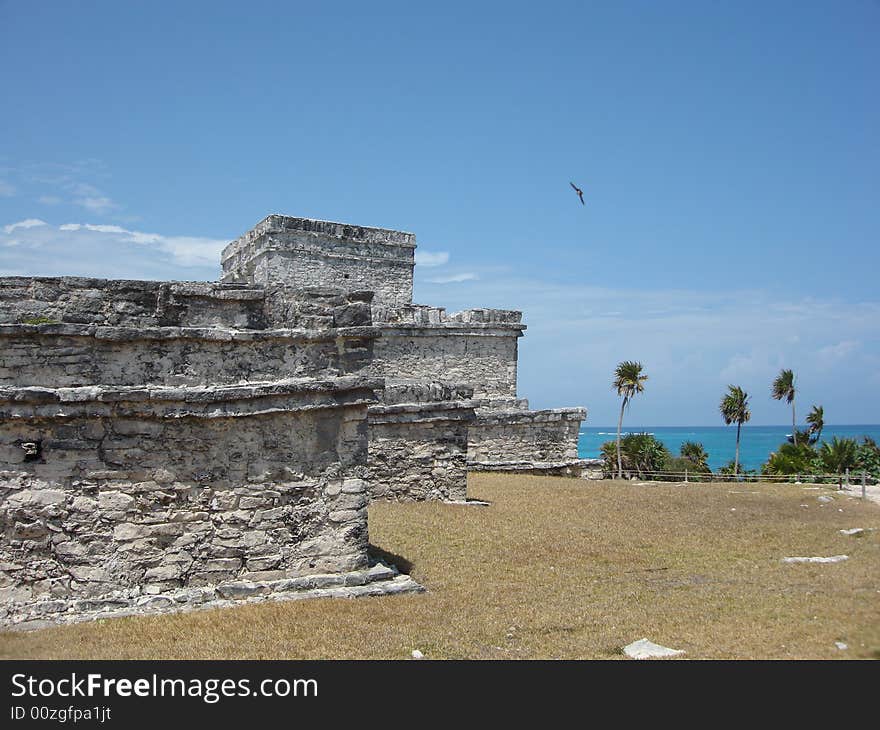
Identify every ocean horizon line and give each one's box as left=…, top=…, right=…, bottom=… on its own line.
left=581, top=423, right=880, bottom=430
left=577, top=423, right=880, bottom=470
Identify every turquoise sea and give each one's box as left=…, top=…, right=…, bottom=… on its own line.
left=578, top=425, right=880, bottom=472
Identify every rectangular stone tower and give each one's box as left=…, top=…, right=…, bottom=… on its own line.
left=221, top=215, right=416, bottom=305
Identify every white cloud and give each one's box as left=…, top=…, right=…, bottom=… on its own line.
left=76, top=196, right=116, bottom=213
left=60, top=223, right=127, bottom=234
left=3, top=218, right=48, bottom=234
left=718, top=351, right=782, bottom=383
left=0, top=180, right=15, bottom=197
left=816, top=340, right=860, bottom=369
left=58, top=223, right=226, bottom=268
left=71, top=185, right=117, bottom=213
left=16, top=168, right=119, bottom=213
left=425, top=272, right=478, bottom=284
left=0, top=219, right=228, bottom=279
left=415, top=250, right=450, bottom=267
left=411, top=271, right=880, bottom=423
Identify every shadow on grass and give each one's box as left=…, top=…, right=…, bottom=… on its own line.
left=368, top=544, right=414, bottom=575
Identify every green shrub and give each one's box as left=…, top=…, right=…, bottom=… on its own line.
left=679, top=441, right=710, bottom=470
left=855, top=437, right=880, bottom=480
left=600, top=433, right=670, bottom=479
left=761, top=441, right=820, bottom=477
left=718, top=459, right=758, bottom=479
left=665, top=456, right=711, bottom=481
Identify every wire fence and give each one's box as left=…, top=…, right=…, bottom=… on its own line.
left=602, top=468, right=877, bottom=487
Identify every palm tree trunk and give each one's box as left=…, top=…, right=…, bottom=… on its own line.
left=616, top=397, right=627, bottom=479
left=735, top=421, right=741, bottom=476
left=792, top=401, right=797, bottom=446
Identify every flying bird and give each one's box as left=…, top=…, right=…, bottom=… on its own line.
left=570, top=181, right=585, bottom=206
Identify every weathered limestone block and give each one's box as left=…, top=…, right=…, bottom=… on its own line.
left=0, top=278, right=266, bottom=329
left=221, top=216, right=416, bottom=305
left=365, top=380, right=475, bottom=502
left=467, top=406, right=588, bottom=476
left=0, top=378, right=380, bottom=626
left=4, top=564, right=423, bottom=631
left=370, top=317, right=524, bottom=400
left=0, top=277, right=374, bottom=331
left=0, top=323, right=377, bottom=387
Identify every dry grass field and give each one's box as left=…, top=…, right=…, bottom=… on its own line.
left=2, top=473, right=879, bottom=660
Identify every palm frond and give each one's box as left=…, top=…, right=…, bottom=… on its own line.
left=720, top=384, right=751, bottom=425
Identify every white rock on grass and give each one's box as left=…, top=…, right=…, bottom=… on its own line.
left=411, top=649, right=425, bottom=660
left=781, top=555, right=849, bottom=564
left=818, top=496, right=834, bottom=503
left=839, top=528, right=864, bottom=536
left=623, top=638, right=685, bottom=660
left=835, top=642, right=848, bottom=651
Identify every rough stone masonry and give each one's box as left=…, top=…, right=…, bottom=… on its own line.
left=0, top=214, right=587, bottom=629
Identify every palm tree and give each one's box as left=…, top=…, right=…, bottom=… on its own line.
left=680, top=441, right=709, bottom=469
left=771, top=368, right=797, bottom=445
left=720, top=385, right=751, bottom=475
left=820, top=436, right=858, bottom=489
left=806, top=404, right=824, bottom=444
left=612, top=361, right=648, bottom=479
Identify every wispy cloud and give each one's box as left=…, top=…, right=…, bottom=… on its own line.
left=415, top=250, right=449, bottom=267
left=3, top=218, right=48, bottom=234
left=8, top=162, right=120, bottom=215
left=426, top=272, right=478, bottom=284
left=412, top=270, right=880, bottom=423
left=0, top=218, right=228, bottom=278
left=56, top=222, right=226, bottom=267
left=71, top=183, right=117, bottom=213
left=0, top=180, right=15, bottom=197
left=816, top=340, right=860, bottom=369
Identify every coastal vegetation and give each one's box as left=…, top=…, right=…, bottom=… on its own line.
left=612, top=361, right=648, bottom=479
left=806, top=405, right=825, bottom=443
left=761, top=435, right=876, bottom=486
left=601, top=432, right=667, bottom=478
left=598, top=362, right=877, bottom=482
left=599, top=434, right=712, bottom=480
left=719, top=385, right=751, bottom=475
left=771, top=368, right=798, bottom=445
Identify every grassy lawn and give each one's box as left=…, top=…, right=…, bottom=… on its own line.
left=2, top=473, right=879, bottom=660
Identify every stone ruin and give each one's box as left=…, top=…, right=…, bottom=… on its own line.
left=0, top=215, right=588, bottom=629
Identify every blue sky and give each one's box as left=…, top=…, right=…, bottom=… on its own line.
left=1, top=1, right=878, bottom=425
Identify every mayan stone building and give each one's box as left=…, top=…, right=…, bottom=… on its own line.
left=0, top=214, right=587, bottom=629
left=221, top=215, right=589, bottom=482
left=0, top=279, right=418, bottom=629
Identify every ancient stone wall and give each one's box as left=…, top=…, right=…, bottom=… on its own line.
left=467, top=407, right=587, bottom=474
left=0, top=211, right=591, bottom=628
left=370, top=309, right=524, bottom=401
left=0, top=278, right=267, bottom=329
left=0, top=324, right=376, bottom=387
left=0, top=277, right=374, bottom=331
left=221, top=216, right=415, bottom=305
left=367, top=381, right=475, bottom=502
left=0, top=379, right=382, bottom=628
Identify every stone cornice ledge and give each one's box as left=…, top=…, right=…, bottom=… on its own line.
left=0, top=323, right=380, bottom=343
left=0, top=377, right=385, bottom=418
left=474, top=407, right=587, bottom=424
